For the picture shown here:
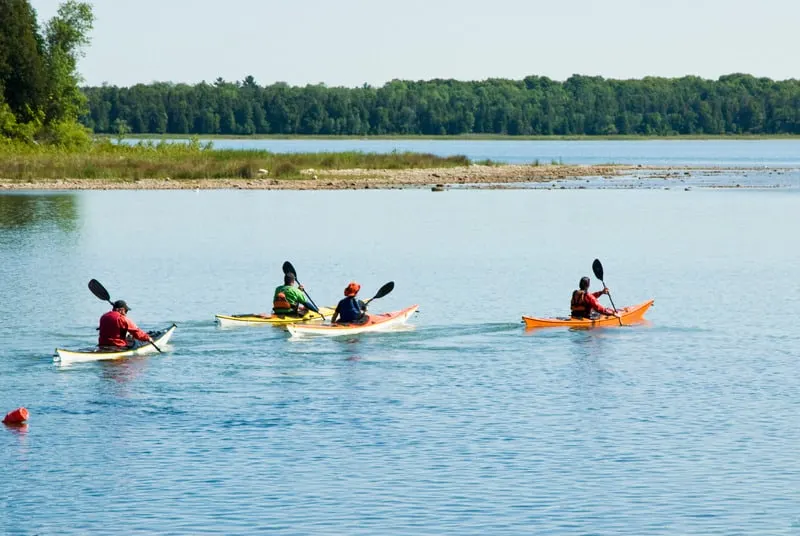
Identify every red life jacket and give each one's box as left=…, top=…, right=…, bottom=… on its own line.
left=273, top=292, right=293, bottom=313
left=571, top=290, right=591, bottom=318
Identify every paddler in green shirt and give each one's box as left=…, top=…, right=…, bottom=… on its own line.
left=273, top=273, right=319, bottom=316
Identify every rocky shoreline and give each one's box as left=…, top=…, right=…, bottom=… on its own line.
left=0, top=164, right=790, bottom=190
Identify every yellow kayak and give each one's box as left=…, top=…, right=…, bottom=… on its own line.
left=215, top=307, right=335, bottom=327
left=522, top=300, right=654, bottom=329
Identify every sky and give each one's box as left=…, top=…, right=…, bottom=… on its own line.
left=28, top=0, right=800, bottom=88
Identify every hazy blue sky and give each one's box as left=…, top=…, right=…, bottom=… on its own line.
left=29, top=0, right=800, bottom=87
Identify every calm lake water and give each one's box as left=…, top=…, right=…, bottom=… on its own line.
left=130, top=138, right=800, bottom=167
left=2, top=177, right=800, bottom=533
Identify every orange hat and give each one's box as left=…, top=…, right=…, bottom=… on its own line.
left=344, top=281, right=361, bottom=297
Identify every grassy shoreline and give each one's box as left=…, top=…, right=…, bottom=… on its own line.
left=0, top=163, right=636, bottom=190
left=1, top=138, right=795, bottom=190
left=0, top=139, right=471, bottom=182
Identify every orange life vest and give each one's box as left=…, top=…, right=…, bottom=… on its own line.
left=273, top=292, right=293, bottom=313
left=571, top=290, right=591, bottom=318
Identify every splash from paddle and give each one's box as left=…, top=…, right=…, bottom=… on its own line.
left=592, top=259, right=622, bottom=326
left=88, top=279, right=162, bottom=352
left=282, top=261, right=323, bottom=319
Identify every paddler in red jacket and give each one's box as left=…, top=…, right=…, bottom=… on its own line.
left=98, top=300, right=153, bottom=348
left=570, top=277, right=621, bottom=319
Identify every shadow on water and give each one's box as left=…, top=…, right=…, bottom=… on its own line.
left=0, top=193, right=79, bottom=232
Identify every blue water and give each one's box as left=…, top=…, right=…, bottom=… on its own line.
left=2, top=183, right=800, bottom=534
left=126, top=138, right=800, bottom=167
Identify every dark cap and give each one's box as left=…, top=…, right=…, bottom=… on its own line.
left=113, top=299, right=130, bottom=311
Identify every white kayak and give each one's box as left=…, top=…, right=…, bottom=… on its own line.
left=286, top=305, right=418, bottom=338
left=54, top=324, right=177, bottom=365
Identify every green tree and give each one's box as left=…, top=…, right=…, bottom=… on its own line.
left=0, top=0, right=46, bottom=122
left=42, top=1, right=94, bottom=124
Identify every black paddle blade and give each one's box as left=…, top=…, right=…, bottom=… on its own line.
left=592, top=259, right=604, bottom=281
left=88, top=279, right=111, bottom=302
left=282, top=261, right=297, bottom=278
left=371, top=281, right=395, bottom=301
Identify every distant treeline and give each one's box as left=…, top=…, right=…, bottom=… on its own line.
left=82, top=74, right=800, bottom=136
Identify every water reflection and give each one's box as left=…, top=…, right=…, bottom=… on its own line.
left=3, top=422, right=30, bottom=434
left=0, top=193, right=79, bottom=232
left=100, top=357, right=149, bottom=385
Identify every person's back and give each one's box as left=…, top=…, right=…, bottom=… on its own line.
left=273, top=273, right=313, bottom=316
left=332, top=282, right=367, bottom=324
left=570, top=289, right=592, bottom=319
left=335, top=296, right=366, bottom=323
left=99, top=310, right=129, bottom=347
left=570, top=276, right=618, bottom=319
left=98, top=300, right=151, bottom=348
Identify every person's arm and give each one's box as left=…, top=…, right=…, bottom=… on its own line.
left=124, top=317, right=152, bottom=341
left=586, top=293, right=615, bottom=316
left=295, top=286, right=320, bottom=313
left=331, top=303, right=340, bottom=323
left=286, top=286, right=308, bottom=305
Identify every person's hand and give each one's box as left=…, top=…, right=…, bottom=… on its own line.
left=603, top=287, right=610, bottom=295
left=298, top=284, right=305, bottom=291
left=612, top=312, right=621, bottom=319
left=147, top=335, right=154, bottom=342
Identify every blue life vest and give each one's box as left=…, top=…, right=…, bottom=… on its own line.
left=336, top=297, right=364, bottom=323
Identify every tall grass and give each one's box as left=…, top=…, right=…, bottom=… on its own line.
left=0, top=138, right=472, bottom=181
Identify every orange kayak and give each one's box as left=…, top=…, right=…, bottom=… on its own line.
left=522, top=300, right=654, bottom=329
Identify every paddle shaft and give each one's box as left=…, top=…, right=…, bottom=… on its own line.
left=298, top=282, right=321, bottom=316
left=591, top=259, right=622, bottom=326
left=598, top=278, right=623, bottom=326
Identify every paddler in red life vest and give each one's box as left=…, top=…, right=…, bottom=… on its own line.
left=272, top=273, right=319, bottom=317
left=98, top=300, right=153, bottom=348
left=570, top=277, right=621, bottom=319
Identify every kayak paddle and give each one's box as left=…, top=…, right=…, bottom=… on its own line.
left=591, top=259, right=622, bottom=326
left=282, top=261, right=323, bottom=318
left=88, top=279, right=162, bottom=353
left=364, top=281, right=395, bottom=305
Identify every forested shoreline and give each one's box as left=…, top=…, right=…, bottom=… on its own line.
left=82, top=74, right=800, bottom=137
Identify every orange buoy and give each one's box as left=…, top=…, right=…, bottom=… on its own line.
left=3, top=407, right=29, bottom=425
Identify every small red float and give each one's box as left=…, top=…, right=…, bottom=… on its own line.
left=3, top=407, right=29, bottom=425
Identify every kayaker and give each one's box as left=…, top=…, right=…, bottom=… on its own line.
left=570, top=277, right=621, bottom=319
left=331, top=281, right=368, bottom=324
left=273, top=273, right=319, bottom=316
left=98, top=300, right=153, bottom=348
